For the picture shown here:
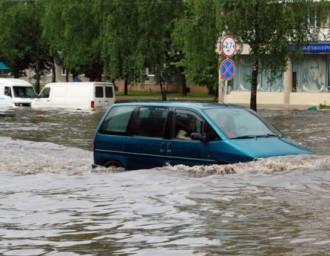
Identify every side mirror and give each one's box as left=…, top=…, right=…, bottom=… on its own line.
left=190, top=132, right=207, bottom=143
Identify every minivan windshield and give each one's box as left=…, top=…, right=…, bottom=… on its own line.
left=13, top=86, right=37, bottom=98
left=204, top=108, right=280, bottom=139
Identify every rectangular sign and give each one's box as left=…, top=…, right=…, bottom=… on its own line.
left=289, top=43, right=330, bottom=53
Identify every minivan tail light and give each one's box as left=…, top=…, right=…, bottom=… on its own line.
left=91, top=100, right=95, bottom=109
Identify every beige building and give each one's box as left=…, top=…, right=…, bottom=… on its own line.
left=220, top=29, right=330, bottom=107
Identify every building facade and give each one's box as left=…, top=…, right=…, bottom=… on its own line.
left=222, top=30, right=330, bottom=107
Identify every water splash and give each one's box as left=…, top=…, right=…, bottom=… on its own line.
left=157, top=155, right=330, bottom=177
left=1, top=136, right=330, bottom=176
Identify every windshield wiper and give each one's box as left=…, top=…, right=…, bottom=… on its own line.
left=231, top=133, right=278, bottom=139
left=231, top=135, right=258, bottom=139
left=255, top=133, right=278, bottom=138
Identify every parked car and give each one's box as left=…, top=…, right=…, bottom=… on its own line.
left=32, top=82, right=115, bottom=111
left=0, top=78, right=37, bottom=108
left=93, top=102, right=311, bottom=170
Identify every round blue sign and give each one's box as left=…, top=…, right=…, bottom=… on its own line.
left=220, top=58, right=236, bottom=80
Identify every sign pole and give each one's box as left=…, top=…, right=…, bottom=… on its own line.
left=218, top=71, right=225, bottom=103
left=216, top=35, right=237, bottom=104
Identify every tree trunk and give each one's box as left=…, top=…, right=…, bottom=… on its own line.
left=13, top=69, right=20, bottom=78
left=250, top=1, right=259, bottom=112
left=250, top=60, right=258, bottom=111
left=65, top=71, right=69, bottom=82
left=35, top=71, right=40, bottom=94
left=52, top=57, right=56, bottom=82
left=124, top=78, right=128, bottom=95
left=35, top=61, right=41, bottom=93
left=160, top=80, right=167, bottom=101
left=181, top=69, right=187, bottom=96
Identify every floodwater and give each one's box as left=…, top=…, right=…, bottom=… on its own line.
left=0, top=108, right=330, bottom=256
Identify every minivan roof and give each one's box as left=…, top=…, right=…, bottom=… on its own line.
left=0, top=78, right=32, bottom=86
left=112, top=101, right=244, bottom=111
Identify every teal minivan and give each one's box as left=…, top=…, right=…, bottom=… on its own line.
left=93, top=102, right=311, bottom=170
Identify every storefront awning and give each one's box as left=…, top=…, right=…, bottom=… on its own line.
left=0, top=61, right=9, bottom=71
left=289, top=43, right=330, bottom=53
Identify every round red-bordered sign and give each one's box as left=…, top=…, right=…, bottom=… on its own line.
left=220, top=35, right=237, bottom=58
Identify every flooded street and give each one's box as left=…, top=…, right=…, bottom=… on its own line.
left=0, top=109, right=330, bottom=255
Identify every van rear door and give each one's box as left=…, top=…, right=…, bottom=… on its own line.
left=94, top=85, right=105, bottom=108
left=104, top=85, right=115, bottom=107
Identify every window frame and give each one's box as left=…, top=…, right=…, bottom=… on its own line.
left=95, top=86, right=104, bottom=98
left=4, top=86, right=12, bottom=97
left=99, top=105, right=136, bottom=135
left=39, top=87, right=50, bottom=98
left=130, top=106, right=170, bottom=138
left=105, top=86, right=114, bottom=98
left=172, top=108, right=220, bottom=141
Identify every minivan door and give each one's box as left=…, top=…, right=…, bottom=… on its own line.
left=165, top=109, right=216, bottom=166
left=124, top=106, right=170, bottom=170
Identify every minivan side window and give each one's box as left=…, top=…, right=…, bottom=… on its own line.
left=4, top=86, right=12, bottom=97
left=95, top=86, right=104, bottom=98
left=175, top=110, right=202, bottom=140
left=105, top=86, right=113, bottom=98
left=100, top=106, right=135, bottom=134
left=40, top=87, right=50, bottom=98
left=133, top=107, right=168, bottom=137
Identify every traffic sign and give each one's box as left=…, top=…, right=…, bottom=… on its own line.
left=221, top=35, right=237, bottom=58
left=220, top=58, right=236, bottom=80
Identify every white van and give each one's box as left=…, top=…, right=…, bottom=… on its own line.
left=32, top=82, right=116, bottom=111
left=0, top=78, right=37, bottom=108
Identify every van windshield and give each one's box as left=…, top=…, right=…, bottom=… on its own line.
left=13, top=86, right=37, bottom=98
left=204, top=108, right=280, bottom=139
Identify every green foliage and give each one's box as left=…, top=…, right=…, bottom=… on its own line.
left=99, top=0, right=141, bottom=83
left=173, top=0, right=218, bottom=93
left=217, top=0, right=313, bottom=78
left=0, top=0, right=51, bottom=80
left=217, top=0, right=313, bottom=110
left=43, top=0, right=103, bottom=80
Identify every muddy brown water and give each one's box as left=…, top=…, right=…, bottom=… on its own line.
left=0, top=108, right=329, bottom=256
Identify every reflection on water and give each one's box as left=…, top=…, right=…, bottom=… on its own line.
left=0, top=108, right=330, bottom=255
left=0, top=109, right=104, bottom=150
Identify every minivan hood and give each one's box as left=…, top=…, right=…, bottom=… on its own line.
left=228, top=136, right=311, bottom=159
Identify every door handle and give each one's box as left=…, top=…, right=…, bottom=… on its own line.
left=160, top=143, right=166, bottom=153
left=166, top=143, right=172, bottom=153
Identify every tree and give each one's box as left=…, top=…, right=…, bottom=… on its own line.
left=42, top=0, right=103, bottom=81
left=98, top=0, right=141, bottom=95
left=0, top=0, right=52, bottom=92
left=173, top=0, right=218, bottom=96
left=136, top=0, right=184, bottom=100
left=99, top=0, right=183, bottom=99
left=218, top=0, right=315, bottom=111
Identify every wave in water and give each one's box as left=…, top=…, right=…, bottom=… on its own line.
left=1, top=137, right=330, bottom=176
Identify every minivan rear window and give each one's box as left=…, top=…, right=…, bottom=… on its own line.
left=100, top=106, right=135, bottom=134
left=133, top=107, right=168, bottom=138
left=105, top=86, right=113, bottom=98
left=95, top=86, right=103, bottom=98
